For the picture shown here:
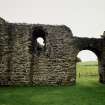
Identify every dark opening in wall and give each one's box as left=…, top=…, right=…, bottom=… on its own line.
left=32, top=26, right=46, bottom=55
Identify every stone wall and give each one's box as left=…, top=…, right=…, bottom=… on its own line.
left=0, top=17, right=105, bottom=86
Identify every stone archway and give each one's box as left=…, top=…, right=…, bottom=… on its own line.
left=74, top=37, right=105, bottom=84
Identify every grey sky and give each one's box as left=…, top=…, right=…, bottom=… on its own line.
left=0, top=0, right=105, bottom=61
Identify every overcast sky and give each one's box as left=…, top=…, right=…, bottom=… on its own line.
left=0, top=0, right=105, bottom=61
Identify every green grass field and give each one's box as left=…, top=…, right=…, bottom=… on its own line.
left=0, top=61, right=105, bottom=105
left=77, top=61, right=98, bottom=78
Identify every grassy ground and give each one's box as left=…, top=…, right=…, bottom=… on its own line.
left=77, top=61, right=98, bottom=78
left=0, top=61, right=105, bottom=105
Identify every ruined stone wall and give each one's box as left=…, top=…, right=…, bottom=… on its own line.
left=0, top=18, right=9, bottom=85
left=0, top=17, right=105, bottom=86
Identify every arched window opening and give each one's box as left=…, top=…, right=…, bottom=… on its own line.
left=32, top=27, right=46, bottom=55
left=76, top=50, right=99, bottom=84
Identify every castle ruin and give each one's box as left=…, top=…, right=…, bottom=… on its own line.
left=0, top=17, right=105, bottom=85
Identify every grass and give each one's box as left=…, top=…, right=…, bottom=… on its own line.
left=77, top=61, right=98, bottom=78
left=0, top=61, right=105, bottom=105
